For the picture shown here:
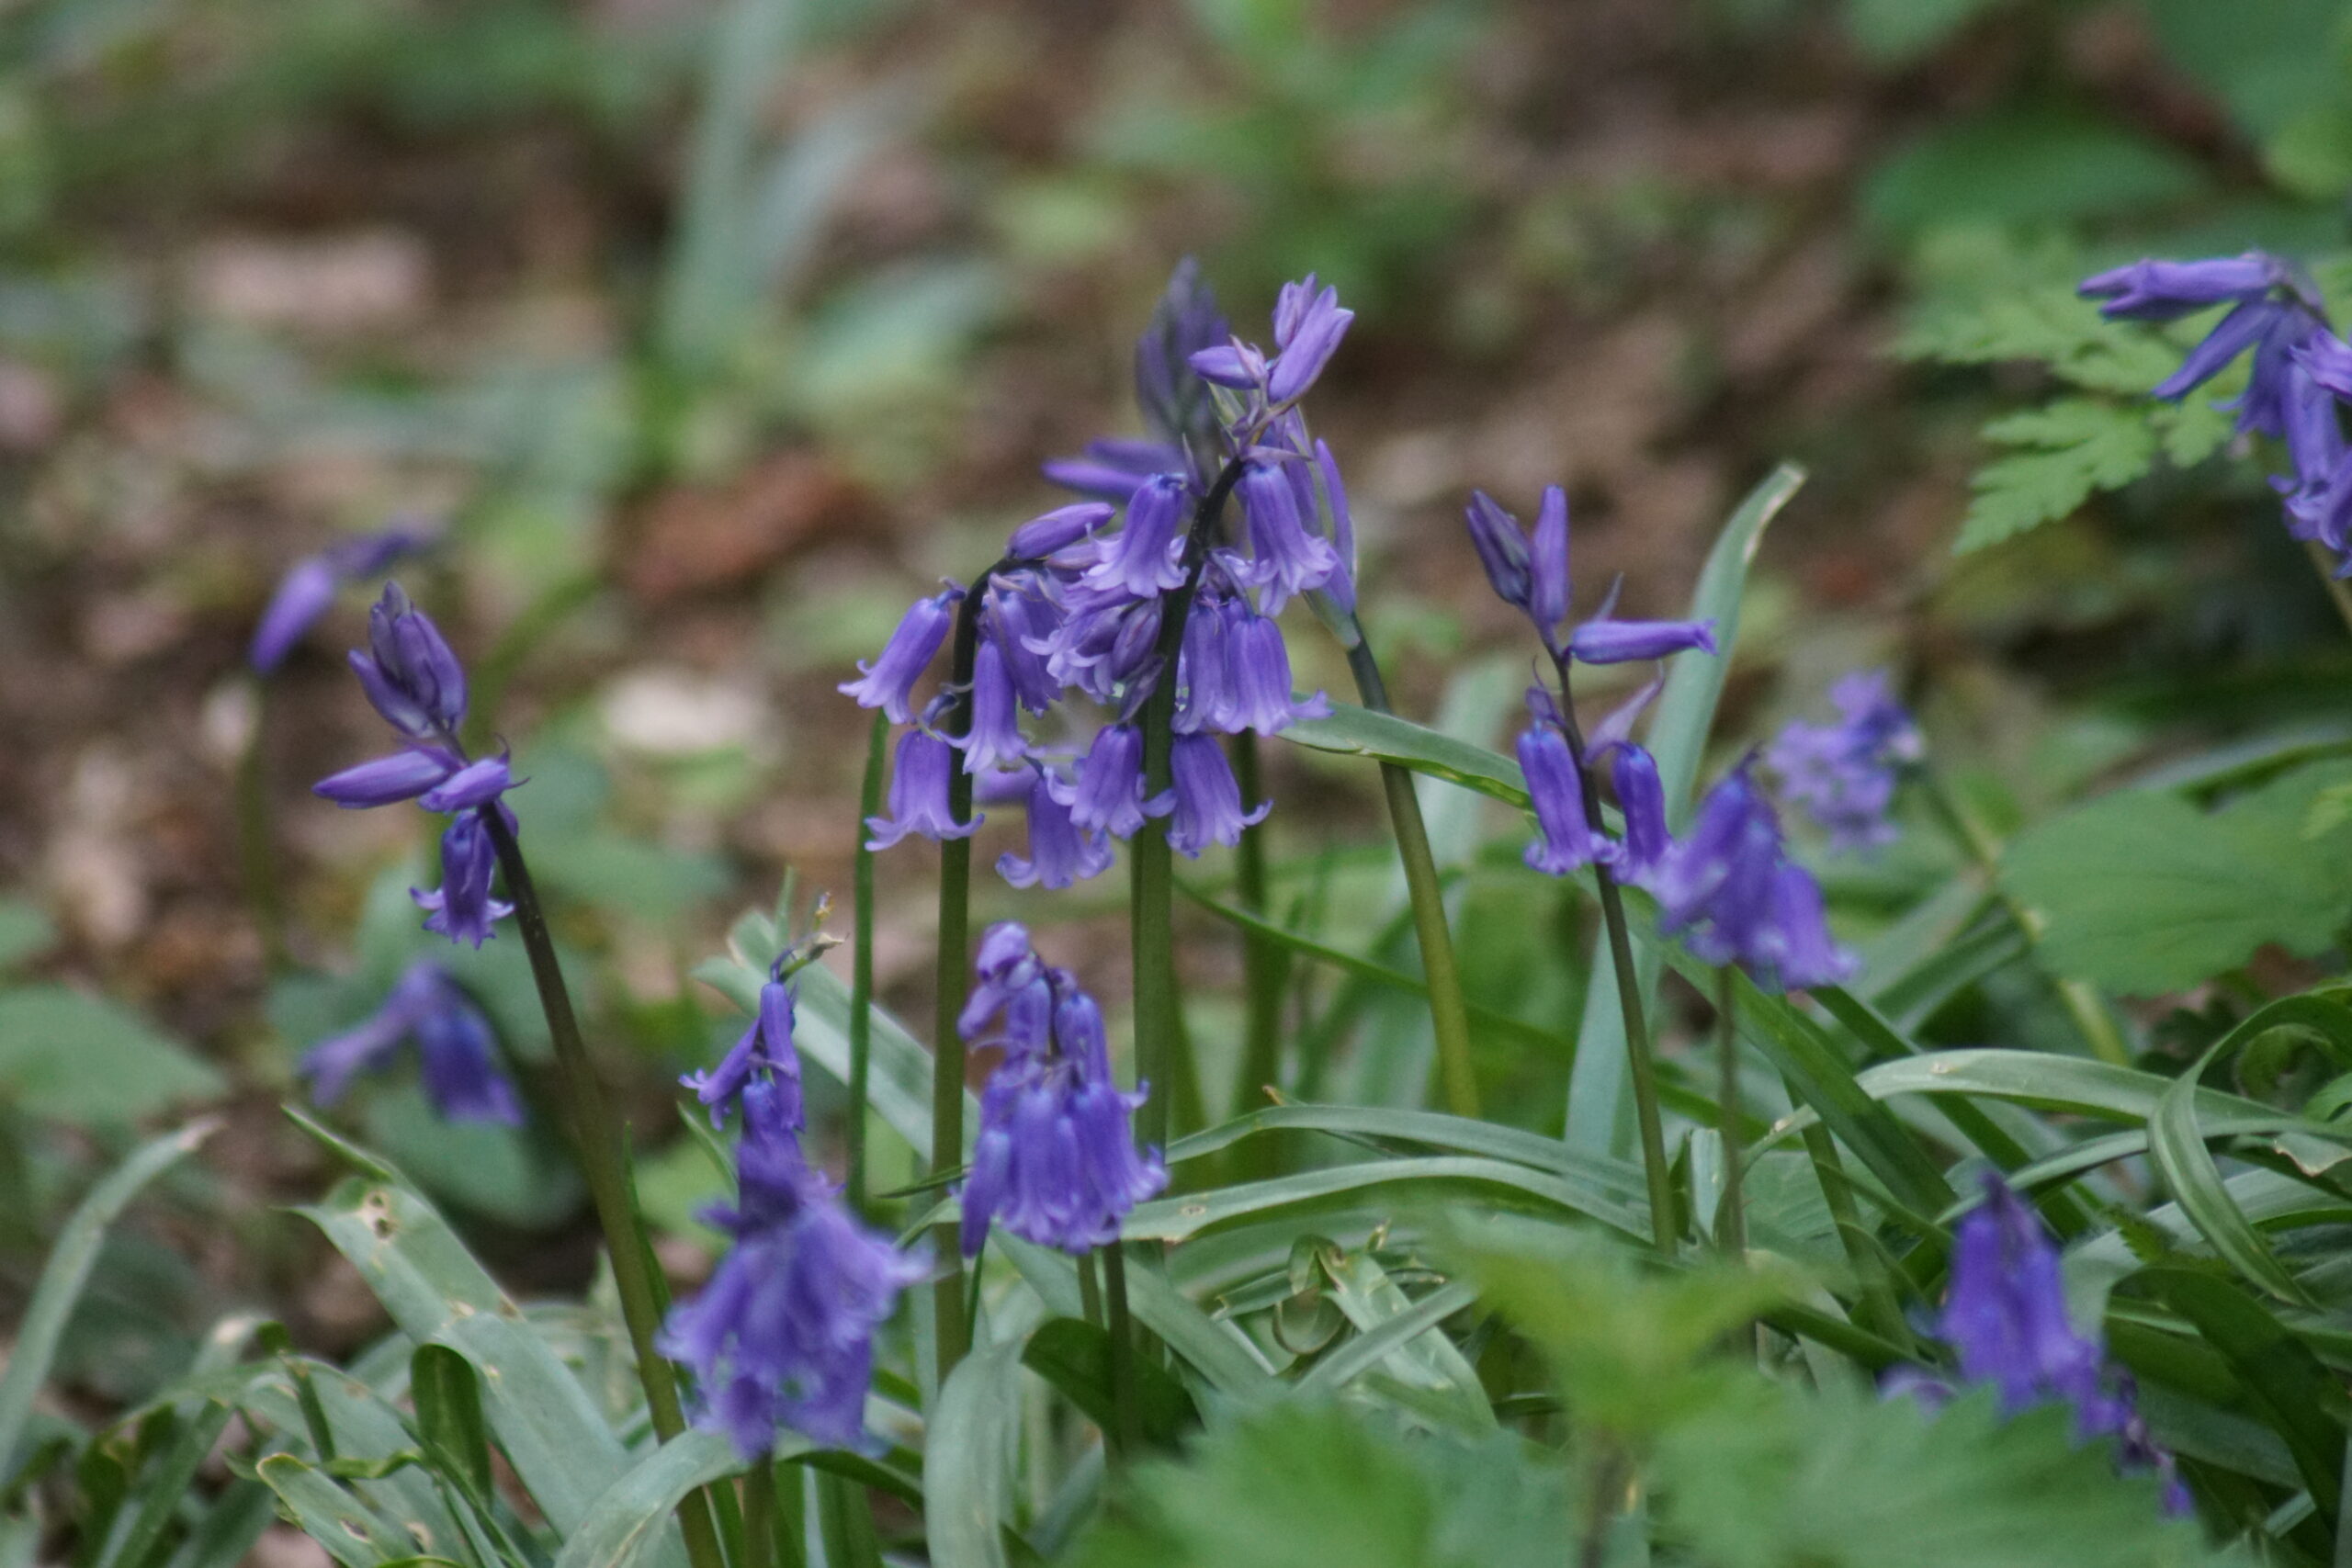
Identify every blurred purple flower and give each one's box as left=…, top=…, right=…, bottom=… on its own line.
left=300, top=957, right=521, bottom=1125
left=684, top=976, right=805, bottom=1131
left=250, top=526, right=433, bottom=674
left=1652, top=764, right=1855, bottom=991
left=1764, top=671, right=1921, bottom=853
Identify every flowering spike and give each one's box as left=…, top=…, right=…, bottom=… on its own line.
left=683, top=978, right=805, bottom=1130
left=1652, top=765, right=1854, bottom=990
left=1134, top=256, right=1228, bottom=457
left=839, top=586, right=961, bottom=725
left=864, top=729, right=982, bottom=850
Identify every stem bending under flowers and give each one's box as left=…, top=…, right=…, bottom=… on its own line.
left=1549, top=652, right=1677, bottom=1255
left=477, top=810, right=728, bottom=1568
left=1343, top=639, right=1481, bottom=1120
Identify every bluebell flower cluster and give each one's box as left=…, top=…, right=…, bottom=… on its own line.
left=314, top=585, right=516, bottom=947
left=955, top=924, right=1168, bottom=1257
left=2081, top=251, right=2352, bottom=571
left=1761, top=670, right=1921, bottom=853
left=1464, top=487, right=1854, bottom=991
left=249, top=525, right=433, bottom=673
left=300, top=957, right=522, bottom=1124
left=1888, top=1176, right=2188, bottom=1514
left=846, top=264, right=1357, bottom=886
left=662, top=971, right=924, bottom=1458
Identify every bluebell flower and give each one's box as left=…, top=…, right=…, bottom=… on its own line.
left=1172, top=596, right=1233, bottom=735
left=1464, top=491, right=1535, bottom=613
left=2078, top=254, right=2302, bottom=320
left=317, top=583, right=518, bottom=947
left=1764, top=671, right=1922, bottom=853
left=1166, top=733, right=1268, bottom=856
left=958, top=921, right=1047, bottom=1040
left=999, top=766, right=1114, bottom=890
left=1237, top=457, right=1340, bottom=615
left=1188, top=273, right=1353, bottom=420
left=840, top=586, right=961, bottom=725
left=1518, top=722, right=1615, bottom=876
left=1069, top=724, right=1170, bottom=839
left=1219, top=600, right=1329, bottom=735
left=1042, top=440, right=1184, bottom=503
left=1890, top=1176, right=2188, bottom=1515
left=414, top=808, right=514, bottom=949
left=684, top=977, right=805, bottom=1130
left=1652, top=764, right=1856, bottom=991
left=865, top=729, right=982, bottom=851
left=1084, top=473, right=1192, bottom=599
left=300, top=957, right=522, bottom=1125
left=956, top=927, right=1168, bottom=1257
left=1134, top=256, right=1230, bottom=457
left=1007, top=502, right=1114, bottom=560
left=1609, top=743, right=1672, bottom=886
left=1567, top=616, right=1718, bottom=666
left=1311, top=438, right=1358, bottom=618
left=662, top=1104, right=924, bottom=1457
left=2081, top=251, right=2330, bottom=441
left=955, top=638, right=1029, bottom=775
left=985, top=580, right=1063, bottom=715
left=251, top=525, right=432, bottom=674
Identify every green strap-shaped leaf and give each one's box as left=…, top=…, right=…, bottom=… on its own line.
left=1020, top=1319, right=1198, bottom=1449
left=93, top=1400, right=234, bottom=1568
left=1566, top=465, right=1807, bottom=1155
left=409, top=1346, right=493, bottom=1506
left=996, top=1238, right=1271, bottom=1395
left=549, top=1428, right=748, bottom=1568
left=254, top=1456, right=404, bottom=1568
left=1317, top=1251, right=1491, bottom=1432
left=1123, top=1156, right=1647, bottom=1245
left=298, top=1178, right=636, bottom=1539
left=924, top=1337, right=1027, bottom=1568
left=0, top=1119, right=217, bottom=1484
left=1295, top=1279, right=1481, bottom=1402
left=1279, top=705, right=1528, bottom=805
left=1166, top=1101, right=1646, bottom=1197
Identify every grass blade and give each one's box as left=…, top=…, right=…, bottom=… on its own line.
left=550, top=1429, right=751, bottom=1568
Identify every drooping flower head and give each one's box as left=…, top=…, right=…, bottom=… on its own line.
left=250, top=525, right=433, bottom=674
left=998, top=765, right=1115, bottom=890
left=300, top=958, right=523, bottom=1125
left=2082, top=251, right=2352, bottom=570
left=1651, top=763, right=1856, bottom=992
left=315, top=583, right=518, bottom=948
left=864, top=728, right=983, bottom=850
left=839, top=586, right=961, bottom=725
left=1464, top=487, right=1714, bottom=663
left=1887, top=1176, right=2188, bottom=1514
left=683, top=974, right=805, bottom=1131
left=1763, top=671, right=1922, bottom=853
left=956, top=926, right=1168, bottom=1257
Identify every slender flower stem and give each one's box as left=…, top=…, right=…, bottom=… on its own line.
left=1919, top=767, right=2132, bottom=1067
left=848, top=710, right=888, bottom=1217
left=1100, top=1244, right=1142, bottom=1463
left=1343, top=637, right=1481, bottom=1119
left=478, top=810, right=726, bottom=1568
left=929, top=570, right=1007, bottom=1384
left=1714, top=970, right=1746, bottom=1258
left=743, top=1458, right=779, bottom=1568
left=1549, top=653, right=1676, bottom=1254
left=1229, top=731, right=1288, bottom=1155
left=1079, top=1249, right=1104, bottom=1328
left=233, top=679, right=288, bottom=973
left=1131, top=458, right=1249, bottom=1154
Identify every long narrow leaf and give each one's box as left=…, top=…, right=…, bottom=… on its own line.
left=549, top=1428, right=750, bottom=1568
left=2151, top=1045, right=2313, bottom=1305
left=0, top=1120, right=216, bottom=1482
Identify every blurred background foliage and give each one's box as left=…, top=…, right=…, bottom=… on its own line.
left=6, top=0, right=2352, bottom=1450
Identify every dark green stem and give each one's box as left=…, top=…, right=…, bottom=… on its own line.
left=1100, top=1245, right=1141, bottom=1464
left=930, top=573, right=1009, bottom=1384
left=233, top=679, right=288, bottom=973
left=1343, top=639, right=1481, bottom=1119
left=1549, top=654, right=1676, bottom=1254
left=479, top=810, right=726, bottom=1568
left=743, top=1457, right=779, bottom=1568
left=1131, top=458, right=1249, bottom=1153
left=848, top=709, right=888, bottom=1217
left=1715, top=970, right=1746, bottom=1256
left=1229, top=732, right=1287, bottom=1155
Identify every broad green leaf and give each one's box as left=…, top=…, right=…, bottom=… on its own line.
left=1020, top=1318, right=1198, bottom=1449
left=0, top=987, right=222, bottom=1125
left=1279, top=705, right=1525, bottom=806
left=1862, top=108, right=2205, bottom=235
left=0, top=899, right=55, bottom=970
left=155, top=1483, right=275, bottom=1568
left=1063, top=1402, right=1566, bottom=1568
left=549, top=1428, right=748, bottom=1568
left=1956, top=399, right=2155, bottom=553
left=2140, top=0, right=2350, bottom=141
left=298, top=1176, right=638, bottom=1538
left=2003, top=763, right=2352, bottom=994
left=254, top=1456, right=404, bottom=1568
left=924, top=1336, right=1026, bottom=1568
left=0, top=1120, right=215, bottom=1483
left=1567, top=464, right=1804, bottom=1156
left=996, top=1237, right=1271, bottom=1396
